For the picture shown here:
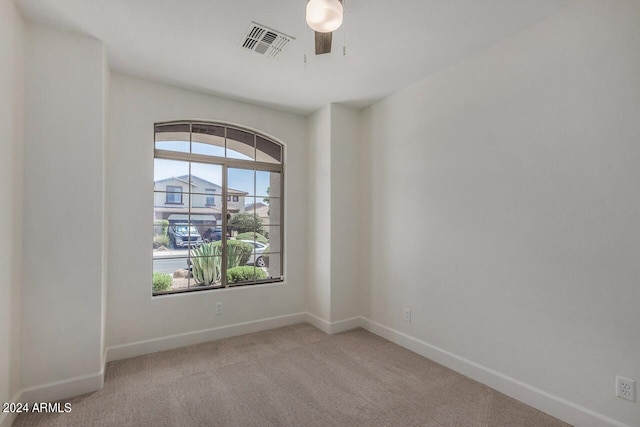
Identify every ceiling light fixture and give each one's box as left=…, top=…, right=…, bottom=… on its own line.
left=306, top=0, right=344, bottom=33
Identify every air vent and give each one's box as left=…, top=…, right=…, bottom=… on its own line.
left=240, top=22, right=294, bottom=59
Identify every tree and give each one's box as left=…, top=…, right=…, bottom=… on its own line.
left=263, top=186, right=270, bottom=205
left=229, top=212, right=265, bottom=235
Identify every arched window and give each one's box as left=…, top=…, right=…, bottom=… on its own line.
left=152, top=121, right=283, bottom=295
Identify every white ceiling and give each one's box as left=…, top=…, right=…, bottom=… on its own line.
left=16, top=0, right=573, bottom=114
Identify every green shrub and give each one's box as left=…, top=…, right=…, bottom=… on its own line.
left=153, top=234, right=170, bottom=249
left=225, top=240, right=254, bottom=268
left=229, top=212, right=265, bottom=235
left=152, top=272, right=172, bottom=292
left=205, top=240, right=253, bottom=268
left=153, top=219, right=169, bottom=236
left=235, top=232, right=268, bottom=244
left=191, top=242, right=222, bottom=285
left=227, top=266, right=267, bottom=283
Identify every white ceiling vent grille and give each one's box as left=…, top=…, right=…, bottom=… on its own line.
left=241, top=22, right=294, bottom=59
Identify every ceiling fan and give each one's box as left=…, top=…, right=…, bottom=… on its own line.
left=306, top=0, right=344, bottom=55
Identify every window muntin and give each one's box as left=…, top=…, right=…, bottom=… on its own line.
left=191, top=124, right=225, bottom=157
left=226, top=128, right=255, bottom=161
left=256, top=135, right=282, bottom=163
left=153, top=121, right=284, bottom=296
left=155, top=123, right=190, bottom=153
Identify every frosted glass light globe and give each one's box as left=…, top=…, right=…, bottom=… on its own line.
left=306, top=0, right=344, bottom=33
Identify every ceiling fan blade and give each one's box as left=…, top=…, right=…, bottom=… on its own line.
left=315, top=31, right=333, bottom=55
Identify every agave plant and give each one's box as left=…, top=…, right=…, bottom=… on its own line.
left=190, top=242, right=222, bottom=285
left=225, top=240, right=253, bottom=268
left=190, top=241, right=253, bottom=285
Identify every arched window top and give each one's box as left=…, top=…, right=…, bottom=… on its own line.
left=155, top=121, right=283, bottom=165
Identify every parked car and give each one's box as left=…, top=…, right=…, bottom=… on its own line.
left=240, top=240, right=267, bottom=267
left=168, top=224, right=202, bottom=248
left=202, top=227, right=222, bottom=242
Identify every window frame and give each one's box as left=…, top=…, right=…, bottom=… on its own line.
left=205, top=188, right=216, bottom=207
left=153, top=120, right=284, bottom=296
left=165, top=185, right=183, bottom=205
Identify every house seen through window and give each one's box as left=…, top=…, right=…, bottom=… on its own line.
left=152, top=121, right=283, bottom=295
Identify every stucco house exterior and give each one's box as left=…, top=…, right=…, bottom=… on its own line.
left=154, top=175, right=248, bottom=229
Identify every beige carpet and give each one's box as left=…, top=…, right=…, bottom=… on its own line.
left=14, top=324, right=570, bottom=427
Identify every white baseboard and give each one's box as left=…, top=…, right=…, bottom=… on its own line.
left=0, top=366, right=105, bottom=427
left=106, top=312, right=308, bottom=362
left=359, top=317, right=630, bottom=427
left=0, top=391, right=21, bottom=427
left=304, top=312, right=331, bottom=333
left=19, top=370, right=105, bottom=404
left=304, top=312, right=363, bottom=334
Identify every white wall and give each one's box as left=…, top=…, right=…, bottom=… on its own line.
left=107, top=73, right=308, bottom=347
left=307, top=104, right=364, bottom=323
left=307, top=106, right=332, bottom=321
left=0, top=0, right=24, bottom=421
left=330, top=104, right=363, bottom=321
left=363, top=0, right=640, bottom=425
left=359, top=110, right=372, bottom=319
left=22, top=23, right=108, bottom=392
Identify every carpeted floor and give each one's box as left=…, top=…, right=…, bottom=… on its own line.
left=14, top=324, right=570, bottom=426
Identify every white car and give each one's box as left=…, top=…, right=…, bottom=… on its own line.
left=240, top=240, right=267, bottom=267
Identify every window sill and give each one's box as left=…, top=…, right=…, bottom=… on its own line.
left=152, top=278, right=284, bottom=298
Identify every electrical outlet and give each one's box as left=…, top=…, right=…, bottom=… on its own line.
left=215, top=302, right=223, bottom=315
left=616, top=376, right=636, bottom=402
left=403, top=308, right=411, bottom=322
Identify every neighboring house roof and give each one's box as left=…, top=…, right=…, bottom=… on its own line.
left=154, top=175, right=248, bottom=195
left=155, top=175, right=217, bottom=188
left=245, top=202, right=267, bottom=211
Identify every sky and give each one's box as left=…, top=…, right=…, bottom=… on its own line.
left=154, top=142, right=277, bottom=202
